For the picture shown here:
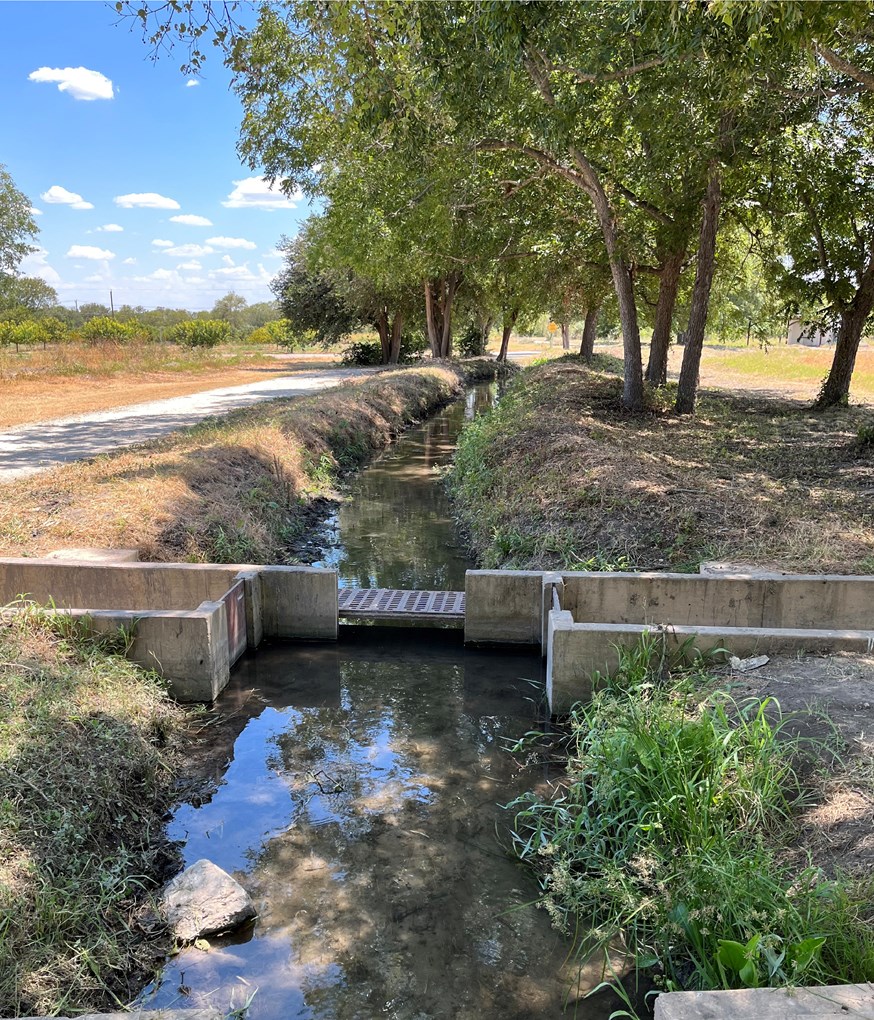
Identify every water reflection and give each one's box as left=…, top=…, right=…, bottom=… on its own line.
left=140, top=631, right=629, bottom=1018
left=310, top=383, right=497, bottom=590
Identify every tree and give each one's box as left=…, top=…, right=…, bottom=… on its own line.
left=0, top=275, right=57, bottom=314
left=0, top=165, right=38, bottom=280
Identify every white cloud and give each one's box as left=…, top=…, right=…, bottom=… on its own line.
left=222, top=176, right=301, bottom=211
left=170, top=214, right=213, bottom=226
left=185, top=79, right=200, bottom=88
left=261, top=248, right=284, bottom=259
left=176, top=260, right=202, bottom=270
left=30, top=207, right=43, bottom=217
left=162, top=243, right=214, bottom=257
left=207, top=235, right=257, bottom=250
left=41, top=185, right=94, bottom=210
left=150, top=268, right=174, bottom=281
left=122, top=257, right=137, bottom=265
left=19, top=247, right=61, bottom=286
left=114, top=192, right=180, bottom=209
left=221, top=254, right=235, bottom=267
left=84, top=274, right=105, bottom=283
left=96, top=223, right=123, bottom=232
left=152, top=239, right=174, bottom=248
left=29, top=66, right=113, bottom=101
left=66, top=244, right=115, bottom=261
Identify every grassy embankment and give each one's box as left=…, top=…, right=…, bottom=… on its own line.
left=508, top=643, right=874, bottom=999
left=450, top=356, right=874, bottom=574
left=0, top=360, right=503, bottom=562
left=0, top=610, right=187, bottom=1016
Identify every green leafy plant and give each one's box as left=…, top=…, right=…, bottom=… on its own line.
left=166, top=319, right=230, bottom=348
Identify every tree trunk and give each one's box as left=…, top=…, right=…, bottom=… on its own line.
left=498, top=308, right=518, bottom=361
left=580, top=302, right=600, bottom=362
left=675, top=167, right=722, bottom=415
left=388, top=312, right=404, bottom=365
left=646, top=251, right=684, bottom=386
left=375, top=310, right=391, bottom=364
left=814, top=251, right=874, bottom=408
left=424, top=275, right=460, bottom=358
left=560, top=322, right=570, bottom=350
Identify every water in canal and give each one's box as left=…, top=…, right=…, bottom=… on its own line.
left=138, top=387, right=629, bottom=1018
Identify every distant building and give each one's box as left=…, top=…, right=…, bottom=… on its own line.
left=787, top=318, right=836, bottom=346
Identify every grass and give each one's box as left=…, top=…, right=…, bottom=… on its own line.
left=0, top=604, right=187, bottom=1016
left=0, top=359, right=505, bottom=563
left=507, top=638, right=874, bottom=1001
left=449, top=356, right=874, bottom=574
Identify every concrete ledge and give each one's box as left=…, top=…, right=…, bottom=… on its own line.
left=19, top=1011, right=225, bottom=1020
left=548, top=618, right=874, bottom=714
left=45, top=547, right=140, bottom=564
left=56, top=603, right=230, bottom=703
left=464, top=570, right=543, bottom=645
left=654, top=981, right=874, bottom=1018
left=259, top=565, right=338, bottom=640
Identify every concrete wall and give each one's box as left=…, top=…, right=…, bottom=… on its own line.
left=464, top=570, right=544, bottom=645
left=0, top=558, right=339, bottom=703
left=559, top=571, right=874, bottom=631
left=654, top=982, right=874, bottom=1019
left=0, top=558, right=244, bottom=612
left=547, top=613, right=874, bottom=714
left=62, top=601, right=230, bottom=703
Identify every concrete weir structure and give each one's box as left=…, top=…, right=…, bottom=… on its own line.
left=464, top=569, right=874, bottom=714
left=0, top=556, right=337, bottom=702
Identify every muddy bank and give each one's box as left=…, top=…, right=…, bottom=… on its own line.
left=0, top=358, right=508, bottom=565
left=449, top=356, right=874, bottom=573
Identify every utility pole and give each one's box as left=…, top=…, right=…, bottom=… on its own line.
left=110, top=290, right=115, bottom=317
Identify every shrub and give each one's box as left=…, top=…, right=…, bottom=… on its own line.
left=37, top=316, right=69, bottom=344
left=457, top=321, right=490, bottom=358
left=341, top=331, right=428, bottom=366
left=79, top=316, right=138, bottom=344
left=166, top=319, right=230, bottom=348
left=244, top=319, right=295, bottom=345
left=0, top=319, right=61, bottom=350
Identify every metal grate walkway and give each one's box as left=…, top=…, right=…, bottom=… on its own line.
left=338, top=587, right=465, bottom=622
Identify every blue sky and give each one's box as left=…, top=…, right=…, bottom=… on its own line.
left=1, top=1, right=306, bottom=311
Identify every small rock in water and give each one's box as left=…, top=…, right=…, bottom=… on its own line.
left=730, top=654, right=770, bottom=673
left=160, top=858, right=256, bottom=942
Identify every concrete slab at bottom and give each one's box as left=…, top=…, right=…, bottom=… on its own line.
left=19, top=1011, right=224, bottom=1020
left=654, top=982, right=874, bottom=1019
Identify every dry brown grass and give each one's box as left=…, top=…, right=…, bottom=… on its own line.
left=450, top=357, right=874, bottom=574
left=0, top=343, right=340, bottom=428
left=0, top=364, right=470, bottom=563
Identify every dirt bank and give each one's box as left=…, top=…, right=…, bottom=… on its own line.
left=0, top=360, right=504, bottom=563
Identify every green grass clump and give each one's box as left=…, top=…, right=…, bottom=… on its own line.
left=0, top=606, right=187, bottom=1016
left=508, top=639, right=874, bottom=997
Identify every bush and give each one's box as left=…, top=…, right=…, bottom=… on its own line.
left=341, top=330, right=428, bottom=366
left=457, top=321, right=489, bottom=358
left=0, top=319, right=64, bottom=350
left=244, top=319, right=295, bottom=346
left=166, top=319, right=230, bottom=348
left=79, top=316, right=138, bottom=344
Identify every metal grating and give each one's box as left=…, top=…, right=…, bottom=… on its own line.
left=338, top=587, right=465, bottom=621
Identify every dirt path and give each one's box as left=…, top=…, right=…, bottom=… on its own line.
left=0, top=367, right=371, bottom=482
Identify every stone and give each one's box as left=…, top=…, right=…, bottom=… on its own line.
left=729, top=653, right=770, bottom=672
left=160, top=859, right=256, bottom=942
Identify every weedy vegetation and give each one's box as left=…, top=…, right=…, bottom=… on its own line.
left=506, top=636, right=874, bottom=1005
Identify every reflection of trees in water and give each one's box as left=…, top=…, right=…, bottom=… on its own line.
left=244, top=646, right=566, bottom=1020
left=325, top=397, right=478, bottom=590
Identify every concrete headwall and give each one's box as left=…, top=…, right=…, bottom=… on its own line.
left=464, top=570, right=544, bottom=645
left=0, top=558, right=339, bottom=703
left=559, top=570, right=874, bottom=630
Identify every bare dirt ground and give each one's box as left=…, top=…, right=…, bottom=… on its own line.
left=727, top=652, right=874, bottom=877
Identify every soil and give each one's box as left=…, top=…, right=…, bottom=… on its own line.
left=725, top=651, right=874, bottom=877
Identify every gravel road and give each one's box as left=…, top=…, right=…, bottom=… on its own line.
left=0, top=367, right=370, bottom=483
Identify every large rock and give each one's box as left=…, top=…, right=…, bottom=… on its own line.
left=160, top=859, right=256, bottom=942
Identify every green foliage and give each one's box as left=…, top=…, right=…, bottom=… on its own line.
left=0, top=317, right=69, bottom=349
left=456, top=321, right=489, bottom=358
left=166, top=319, right=230, bottom=348
left=341, top=331, right=427, bottom=366
left=244, top=318, right=297, bottom=346
left=507, top=640, right=874, bottom=992
left=79, top=316, right=139, bottom=344
left=0, top=164, right=38, bottom=278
